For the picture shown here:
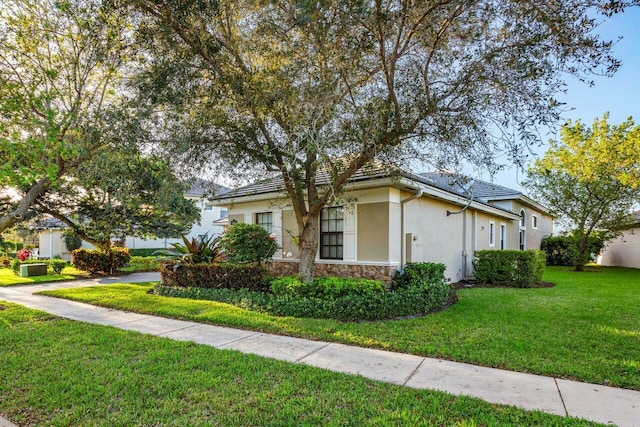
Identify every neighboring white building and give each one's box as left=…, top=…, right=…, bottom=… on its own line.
left=37, top=180, right=229, bottom=260
left=598, top=211, right=640, bottom=269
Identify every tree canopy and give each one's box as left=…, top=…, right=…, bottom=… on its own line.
left=525, top=114, right=640, bottom=270
left=0, top=0, right=198, bottom=247
left=128, top=0, right=637, bottom=280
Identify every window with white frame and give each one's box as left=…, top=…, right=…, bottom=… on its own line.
left=320, top=206, right=344, bottom=260
left=219, top=209, right=228, bottom=219
left=519, top=209, right=526, bottom=250
left=500, top=224, right=506, bottom=250
left=255, top=212, right=273, bottom=233
left=489, top=222, right=495, bottom=247
left=532, top=215, right=538, bottom=229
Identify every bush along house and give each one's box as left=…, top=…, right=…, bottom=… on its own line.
left=210, top=165, right=552, bottom=283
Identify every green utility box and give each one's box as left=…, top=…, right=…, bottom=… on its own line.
left=20, top=263, right=48, bottom=277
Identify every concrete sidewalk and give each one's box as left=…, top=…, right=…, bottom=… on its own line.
left=1, top=273, right=638, bottom=426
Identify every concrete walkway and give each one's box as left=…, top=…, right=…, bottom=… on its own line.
left=1, top=273, right=639, bottom=426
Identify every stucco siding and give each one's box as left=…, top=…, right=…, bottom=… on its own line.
left=357, top=202, right=390, bottom=262
left=403, top=195, right=465, bottom=282
left=509, top=201, right=553, bottom=250
left=281, top=209, right=300, bottom=259
left=599, top=228, right=640, bottom=269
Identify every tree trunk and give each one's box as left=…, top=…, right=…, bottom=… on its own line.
left=298, top=210, right=320, bottom=283
left=574, top=235, right=588, bottom=272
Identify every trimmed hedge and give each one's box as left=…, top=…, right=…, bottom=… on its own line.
left=155, top=263, right=452, bottom=322
left=72, top=248, right=130, bottom=274
left=473, top=250, right=546, bottom=288
left=541, top=235, right=605, bottom=266
left=391, top=262, right=446, bottom=290
left=129, top=248, right=165, bottom=257
left=271, top=276, right=386, bottom=299
left=160, top=262, right=268, bottom=292
left=154, top=279, right=452, bottom=321
left=127, top=256, right=162, bottom=272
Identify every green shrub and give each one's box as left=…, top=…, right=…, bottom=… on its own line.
left=72, top=248, right=130, bottom=274
left=271, top=276, right=386, bottom=299
left=48, top=259, right=67, bottom=274
left=541, top=235, right=605, bottom=266
left=219, top=223, right=279, bottom=264
left=160, top=262, right=268, bottom=292
left=391, top=262, right=446, bottom=290
left=473, top=250, right=546, bottom=288
left=155, top=278, right=452, bottom=321
left=127, top=256, right=161, bottom=271
left=155, top=235, right=223, bottom=265
left=62, top=232, right=82, bottom=251
left=129, top=248, right=165, bottom=257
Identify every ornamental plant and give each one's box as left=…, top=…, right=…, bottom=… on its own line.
left=16, top=248, right=31, bottom=261
left=155, top=235, right=223, bottom=265
left=219, top=223, right=279, bottom=264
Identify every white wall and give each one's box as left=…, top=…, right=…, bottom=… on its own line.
left=599, top=228, right=640, bottom=269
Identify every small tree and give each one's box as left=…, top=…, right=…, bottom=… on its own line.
left=525, top=114, right=640, bottom=271
left=219, top=223, right=279, bottom=265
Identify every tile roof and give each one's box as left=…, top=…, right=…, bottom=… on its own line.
left=213, top=164, right=525, bottom=209
left=185, top=179, right=230, bottom=198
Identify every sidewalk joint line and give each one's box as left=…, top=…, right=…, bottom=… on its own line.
left=156, top=323, right=200, bottom=337
left=554, top=378, right=569, bottom=416
left=403, top=357, right=427, bottom=386
left=216, top=332, right=261, bottom=348
left=294, top=342, right=332, bottom=363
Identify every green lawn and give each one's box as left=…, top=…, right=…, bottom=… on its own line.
left=40, top=266, right=640, bottom=390
left=0, top=302, right=600, bottom=426
left=0, top=266, right=87, bottom=286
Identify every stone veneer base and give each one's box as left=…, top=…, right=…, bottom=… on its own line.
left=265, top=261, right=397, bottom=284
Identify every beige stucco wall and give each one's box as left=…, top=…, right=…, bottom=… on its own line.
left=403, top=194, right=466, bottom=281
left=281, top=210, right=300, bottom=259
left=357, top=202, right=390, bottom=262
left=599, top=228, right=640, bottom=269
left=509, top=201, right=553, bottom=250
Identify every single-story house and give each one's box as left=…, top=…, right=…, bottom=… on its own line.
left=36, top=180, right=230, bottom=260
left=210, top=166, right=553, bottom=282
left=598, top=210, right=640, bottom=269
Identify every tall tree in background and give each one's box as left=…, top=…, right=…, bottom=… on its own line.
left=0, top=0, right=197, bottom=247
left=525, top=114, right=640, bottom=271
left=128, top=0, right=633, bottom=281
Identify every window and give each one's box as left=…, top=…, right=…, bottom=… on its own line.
left=519, top=209, right=526, bottom=250
left=219, top=209, right=228, bottom=219
left=204, top=205, right=213, bottom=211
left=500, top=224, right=506, bottom=250
left=320, top=206, right=344, bottom=260
left=489, top=222, right=495, bottom=247
left=532, top=215, right=538, bottom=229
left=255, top=212, right=273, bottom=233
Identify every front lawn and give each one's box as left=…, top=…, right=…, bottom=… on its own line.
left=40, top=266, right=640, bottom=390
left=0, top=302, right=596, bottom=426
left=0, top=266, right=87, bottom=286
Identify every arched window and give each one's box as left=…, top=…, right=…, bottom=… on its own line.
left=519, top=209, right=526, bottom=250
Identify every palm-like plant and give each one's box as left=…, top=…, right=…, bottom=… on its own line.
left=155, top=235, right=223, bottom=265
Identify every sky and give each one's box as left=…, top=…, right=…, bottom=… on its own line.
left=475, top=6, right=640, bottom=193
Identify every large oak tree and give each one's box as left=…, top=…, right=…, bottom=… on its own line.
left=0, top=0, right=198, bottom=248
left=129, top=0, right=636, bottom=281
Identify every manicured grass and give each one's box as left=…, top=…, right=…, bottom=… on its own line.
left=41, top=266, right=640, bottom=390
left=0, top=302, right=599, bottom=426
left=0, top=266, right=87, bottom=286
